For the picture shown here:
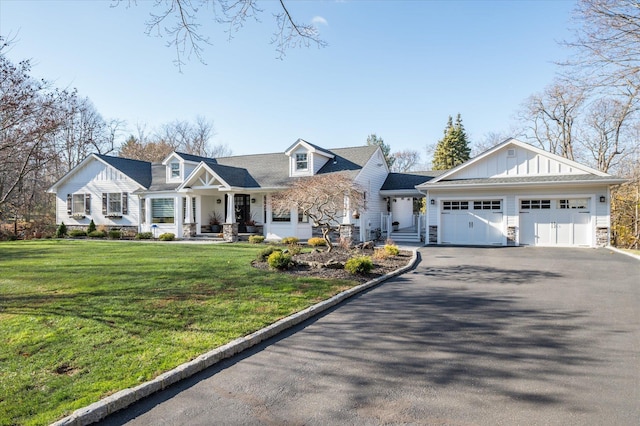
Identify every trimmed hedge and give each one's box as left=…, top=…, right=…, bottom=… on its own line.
left=135, top=232, right=153, bottom=240
left=281, top=236, right=299, bottom=245
left=88, top=231, right=106, bottom=238
left=159, top=233, right=175, bottom=241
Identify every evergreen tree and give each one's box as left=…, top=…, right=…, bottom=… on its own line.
left=366, top=133, right=395, bottom=168
left=432, top=114, right=471, bottom=170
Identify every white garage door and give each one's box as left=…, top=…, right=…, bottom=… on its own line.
left=519, top=198, right=591, bottom=247
left=441, top=200, right=504, bottom=245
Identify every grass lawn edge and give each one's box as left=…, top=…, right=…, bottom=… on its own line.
left=608, top=246, right=640, bottom=260
left=51, top=248, right=419, bottom=426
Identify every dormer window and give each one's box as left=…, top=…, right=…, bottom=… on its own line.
left=170, top=162, right=180, bottom=179
left=296, top=153, right=308, bottom=171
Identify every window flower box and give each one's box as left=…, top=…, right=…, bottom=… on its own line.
left=105, top=214, right=123, bottom=219
left=70, top=214, right=85, bottom=219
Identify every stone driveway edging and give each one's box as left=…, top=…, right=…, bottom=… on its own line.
left=50, top=249, right=419, bottom=426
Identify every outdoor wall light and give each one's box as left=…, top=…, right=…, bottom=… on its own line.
left=393, top=198, right=397, bottom=202
left=599, top=195, right=606, bottom=203
left=216, top=198, right=222, bottom=204
left=430, top=199, right=435, bottom=205
left=251, top=198, right=256, bottom=203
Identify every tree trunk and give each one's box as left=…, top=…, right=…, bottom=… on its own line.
left=322, top=226, right=333, bottom=252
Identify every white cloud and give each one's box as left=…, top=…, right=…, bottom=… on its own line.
left=311, top=16, right=328, bottom=26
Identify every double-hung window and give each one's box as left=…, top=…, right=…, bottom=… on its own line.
left=67, top=193, right=91, bottom=216
left=295, top=153, right=308, bottom=171
left=102, top=192, right=128, bottom=217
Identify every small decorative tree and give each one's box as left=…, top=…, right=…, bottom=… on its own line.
left=87, top=219, right=96, bottom=234
left=271, top=173, right=365, bottom=252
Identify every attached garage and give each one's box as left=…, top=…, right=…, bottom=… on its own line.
left=417, top=139, right=626, bottom=248
left=440, top=200, right=504, bottom=245
left=519, top=198, right=592, bottom=247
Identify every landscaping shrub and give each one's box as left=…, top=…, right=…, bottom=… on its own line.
left=384, top=244, right=400, bottom=256
left=257, top=246, right=280, bottom=262
left=87, top=220, right=96, bottom=234
left=267, top=250, right=292, bottom=270
left=344, top=255, right=374, bottom=275
left=281, top=236, right=299, bottom=245
left=108, top=230, right=121, bottom=240
left=372, top=248, right=391, bottom=260
left=88, top=230, right=106, bottom=238
left=307, top=237, right=326, bottom=247
left=159, top=233, right=175, bottom=241
left=55, top=222, right=67, bottom=238
left=68, top=229, right=87, bottom=238
left=135, top=232, right=153, bottom=240
left=248, top=235, right=265, bottom=244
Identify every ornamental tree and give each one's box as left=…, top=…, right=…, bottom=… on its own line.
left=271, top=173, right=365, bottom=252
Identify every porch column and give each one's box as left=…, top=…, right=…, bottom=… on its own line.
left=183, top=192, right=196, bottom=238
left=225, top=193, right=235, bottom=223
left=342, top=194, right=351, bottom=224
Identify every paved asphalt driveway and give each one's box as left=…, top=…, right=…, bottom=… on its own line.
left=101, top=247, right=640, bottom=425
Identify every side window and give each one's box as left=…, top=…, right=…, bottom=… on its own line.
left=295, top=153, right=308, bottom=170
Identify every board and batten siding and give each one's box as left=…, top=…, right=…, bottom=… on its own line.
left=55, top=160, right=142, bottom=227
left=453, top=146, right=587, bottom=180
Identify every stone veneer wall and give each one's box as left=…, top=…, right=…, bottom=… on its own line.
left=428, top=226, right=437, bottom=244
left=507, top=226, right=516, bottom=246
left=596, top=227, right=609, bottom=247
left=223, top=223, right=238, bottom=243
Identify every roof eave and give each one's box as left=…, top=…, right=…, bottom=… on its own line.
left=419, top=178, right=627, bottom=191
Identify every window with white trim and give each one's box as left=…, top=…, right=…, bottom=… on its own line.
left=152, top=198, right=175, bottom=223
left=67, top=193, right=91, bottom=216
left=272, top=210, right=291, bottom=222
left=295, top=153, right=308, bottom=170
left=170, top=162, right=180, bottom=179
left=443, top=201, right=469, bottom=210
left=473, top=200, right=501, bottom=210
left=102, top=192, right=127, bottom=216
left=558, top=199, right=588, bottom=209
left=520, top=199, right=551, bottom=209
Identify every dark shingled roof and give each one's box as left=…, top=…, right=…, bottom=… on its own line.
left=174, top=152, right=214, bottom=163
left=202, top=161, right=260, bottom=188
left=95, top=154, right=152, bottom=188
left=381, top=171, right=446, bottom=191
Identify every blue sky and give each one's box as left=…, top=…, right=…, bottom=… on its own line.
left=1, top=0, right=576, bottom=158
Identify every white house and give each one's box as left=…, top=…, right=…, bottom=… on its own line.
left=47, top=138, right=624, bottom=247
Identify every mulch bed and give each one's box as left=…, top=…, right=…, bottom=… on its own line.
left=252, top=247, right=414, bottom=283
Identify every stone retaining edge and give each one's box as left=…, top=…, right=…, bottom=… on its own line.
left=51, top=249, right=419, bottom=426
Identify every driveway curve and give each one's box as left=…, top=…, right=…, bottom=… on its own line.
left=100, top=247, right=640, bottom=425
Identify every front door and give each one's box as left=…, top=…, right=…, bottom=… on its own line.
left=234, top=194, right=250, bottom=232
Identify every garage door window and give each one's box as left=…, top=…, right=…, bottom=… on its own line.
left=521, top=199, right=551, bottom=209
left=443, top=201, right=468, bottom=210
left=474, top=200, right=501, bottom=210
left=558, top=199, right=588, bottom=209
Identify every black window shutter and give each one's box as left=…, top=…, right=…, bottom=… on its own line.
left=102, top=193, right=107, bottom=214
left=122, top=193, right=128, bottom=215
left=67, top=194, right=72, bottom=215
left=85, top=194, right=91, bottom=214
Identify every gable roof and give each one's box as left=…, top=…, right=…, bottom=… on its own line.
left=418, top=138, right=623, bottom=190
left=47, top=153, right=152, bottom=192
left=284, top=138, right=335, bottom=158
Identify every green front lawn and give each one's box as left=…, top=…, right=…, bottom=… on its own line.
left=0, top=240, right=358, bottom=426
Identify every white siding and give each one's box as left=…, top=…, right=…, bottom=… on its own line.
left=55, top=159, right=142, bottom=227
left=452, top=146, right=588, bottom=179
left=355, top=149, right=389, bottom=238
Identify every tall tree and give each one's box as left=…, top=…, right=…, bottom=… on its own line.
left=432, top=114, right=471, bottom=170
left=0, top=42, right=73, bottom=221
left=366, top=133, right=394, bottom=169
